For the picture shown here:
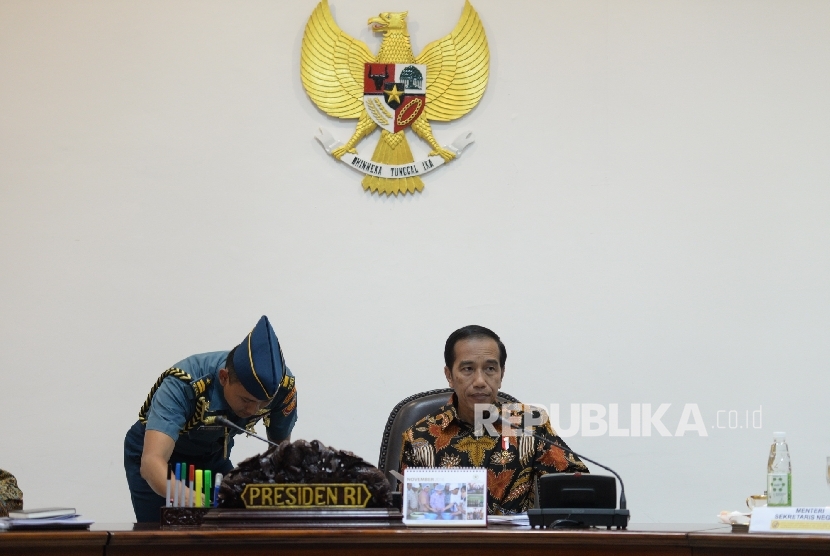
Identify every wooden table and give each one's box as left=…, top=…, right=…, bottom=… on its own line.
left=107, top=523, right=696, bottom=556
left=3, top=523, right=830, bottom=556
left=689, top=528, right=830, bottom=556
left=0, top=530, right=108, bottom=556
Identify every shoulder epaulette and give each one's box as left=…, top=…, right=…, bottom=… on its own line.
left=138, top=368, right=212, bottom=434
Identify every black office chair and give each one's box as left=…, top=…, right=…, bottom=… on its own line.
left=377, top=388, right=521, bottom=491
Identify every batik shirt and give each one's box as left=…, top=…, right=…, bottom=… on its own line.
left=398, top=395, right=588, bottom=515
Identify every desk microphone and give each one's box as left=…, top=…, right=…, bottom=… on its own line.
left=490, top=413, right=627, bottom=511
left=214, top=416, right=281, bottom=448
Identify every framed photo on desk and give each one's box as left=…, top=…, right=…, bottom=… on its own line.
left=402, top=468, right=486, bottom=527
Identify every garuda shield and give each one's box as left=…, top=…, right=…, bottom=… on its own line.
left=363, top=63, right=427, bottom=133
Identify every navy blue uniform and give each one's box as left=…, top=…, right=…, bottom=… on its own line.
left=124, top=351, right=297, bottom=522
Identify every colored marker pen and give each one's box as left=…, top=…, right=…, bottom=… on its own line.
left=213, top=473, right=222, bottom=508
left=180, top=462, right=187, bottom=506
left=195, top=470, right=203, bottom=508
left=189, top=465, right=195, bottom=508
left=204, top=470, right=212, bottom=508
left=166, top=463, right=172, bottom=507
left=173, top=463, right=181, bottom=507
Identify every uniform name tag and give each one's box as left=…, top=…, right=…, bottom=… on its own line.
left=240, top=483, right=372, bottom=509
left=749, top=506, right=830, bottom=534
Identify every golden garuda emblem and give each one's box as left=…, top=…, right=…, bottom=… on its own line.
left=301, top=0, right=489, bottom=195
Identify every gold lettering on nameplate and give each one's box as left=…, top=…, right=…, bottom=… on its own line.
left=240, top=483, right=373, bottom=509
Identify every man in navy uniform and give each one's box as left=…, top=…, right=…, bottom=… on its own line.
left=124, top=315, right=297, bottom=522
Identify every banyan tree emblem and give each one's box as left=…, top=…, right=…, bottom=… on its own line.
left=301, top=1, right=490, bottom=195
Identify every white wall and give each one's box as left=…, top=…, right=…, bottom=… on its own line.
left=1, top=0, right=828, bottom=524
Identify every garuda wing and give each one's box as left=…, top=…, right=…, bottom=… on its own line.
left=301, top=0, right=374, bottom=119
left=415, top=0, right=489, bottom=122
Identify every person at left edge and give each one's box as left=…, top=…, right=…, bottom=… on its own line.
left=124, top=315, right=298, bottom=522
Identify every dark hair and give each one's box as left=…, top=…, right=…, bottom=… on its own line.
left=225, top=347, right=239, bottom=383
left=444, top=325, right=506, bottom=370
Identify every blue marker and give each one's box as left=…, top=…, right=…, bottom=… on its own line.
left=213, top=473, right=222, bottom=508
left=173, top=463, right=181, bottom=507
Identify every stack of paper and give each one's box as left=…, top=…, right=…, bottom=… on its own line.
left=0, top=507, right=94, bottom=531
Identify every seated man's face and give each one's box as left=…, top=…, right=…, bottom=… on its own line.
left=444, top=336, right=504, bottom=423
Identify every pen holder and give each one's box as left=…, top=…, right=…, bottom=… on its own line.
left=160, top=506, right=210, bottom=528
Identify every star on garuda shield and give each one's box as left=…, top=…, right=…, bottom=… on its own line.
left=301, top=0, right=489, bottom=195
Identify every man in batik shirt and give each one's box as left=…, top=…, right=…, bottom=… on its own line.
left=399, top=325, right=588, bottom=515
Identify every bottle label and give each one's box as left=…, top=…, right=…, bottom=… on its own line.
left=767, top=472, right=792, bottom=506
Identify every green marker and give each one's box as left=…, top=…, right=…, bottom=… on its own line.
left=205, top=470, right=212, bottom=507
left=180, top=461, right=187, bottom=506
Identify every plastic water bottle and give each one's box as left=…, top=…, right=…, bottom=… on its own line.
left=767, top=432, right=792, bottom=506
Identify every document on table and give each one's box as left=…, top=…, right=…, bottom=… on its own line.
left=487, top=514, right=530, bottom=526
left=0, top=516, right=94, bottom=531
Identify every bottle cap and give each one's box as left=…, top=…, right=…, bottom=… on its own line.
left=773, top=431, right=786, bottom=440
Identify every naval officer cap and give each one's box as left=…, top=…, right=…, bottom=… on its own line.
left=232, top=315, right=286, bottom=400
